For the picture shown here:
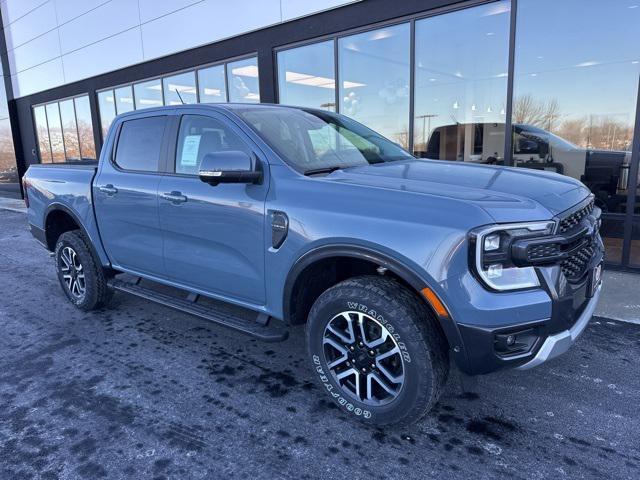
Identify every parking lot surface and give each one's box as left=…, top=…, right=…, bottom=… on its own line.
left=1, top=209, right=639, bottom=479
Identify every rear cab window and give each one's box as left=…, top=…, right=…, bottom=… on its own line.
left=114, top=116, right=167, bottom=172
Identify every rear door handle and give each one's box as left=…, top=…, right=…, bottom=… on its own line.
left=98, top=184, right=118, bottom=195
left=161, top=191, right=188, bottom=204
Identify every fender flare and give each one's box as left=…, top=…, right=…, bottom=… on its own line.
left=43, top=203, right=109, bottom=266
left=282, top=244, right=468, bottom=368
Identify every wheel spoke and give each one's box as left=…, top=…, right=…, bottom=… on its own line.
left=358, top=313, right=388, bottom=348
left=375, top=346, right=403, bottom=384
left=323, top=337, right=349, bottom=368
left=368, top=371, right=398, bottom=397
left=326, top=312, right=355, bottom=344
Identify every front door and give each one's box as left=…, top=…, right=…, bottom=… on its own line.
left=158, top=112, right=268, bottom=304
left=94, top=113, right=169, bottom=277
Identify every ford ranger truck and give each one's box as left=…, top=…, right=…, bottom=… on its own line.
left=23, top=104, right=604, bottom=426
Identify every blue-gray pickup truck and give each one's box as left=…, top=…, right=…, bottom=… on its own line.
left=23, top=104, right=604, bottom=426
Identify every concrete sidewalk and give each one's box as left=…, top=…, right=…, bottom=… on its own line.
left=1, top=195, right=638, bottom=324
left=0, top=195, right=26, bottom=213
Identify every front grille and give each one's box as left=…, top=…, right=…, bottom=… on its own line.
left=558, top=199, right=594, bottom=233
left=527, top=242, right=560, bottom=261
left=561, top=242, right=595, bottom=280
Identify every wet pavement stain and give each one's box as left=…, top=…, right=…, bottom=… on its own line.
left=0, top=209, right=639, bottom=479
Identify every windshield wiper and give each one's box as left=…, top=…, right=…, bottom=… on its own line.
left=303, top=166, right=344, bottom=176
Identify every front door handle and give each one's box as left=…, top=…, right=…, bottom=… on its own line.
left=161, top=191, right=188, bottom=204
left=98, top=184, right=118, bottom=196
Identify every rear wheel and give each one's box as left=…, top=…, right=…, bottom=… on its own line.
left=55, top=230, right=113, bottom=311
left=306, top=275, right=449, bottom=426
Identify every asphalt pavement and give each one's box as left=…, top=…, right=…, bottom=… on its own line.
left=0, top=208, right=639, bottom=479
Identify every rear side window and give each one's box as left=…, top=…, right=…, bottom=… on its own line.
left=114, top=116, right=167, bottom=172
left=175, top=115, right=251, bottom=175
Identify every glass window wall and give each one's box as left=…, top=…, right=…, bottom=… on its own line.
left=115, top=85, right=135, bottom=114
left=33, top=95, right=96, bottom=163
left=74, top=96, right=96, bottom=159
left=96, top=57, right=260, bottom=134
left=413, top=2, right=510, bottom=161
left=198, top=64, right=227, bottom=103
left=97, top=90, right=116, bottom=138
left=163, top=71, right=197, bottom=105
left=227, top=57, right=260, bottom=103
left=59, top=99, right=81, bottom=161
left=277, top=40, right=336, bottom=110
left=45, top=103, right=65, bottom=163
left=33, top=105, right=52, bottom=163
left=134, top=79, right=163, bottom=109
left=512, top=0, right=640, bottom=264
left=339, top=24, right=410, bottom=148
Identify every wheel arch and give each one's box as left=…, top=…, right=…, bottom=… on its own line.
left=283, top=244, right=469, bottom=370
left=44, top=203, right=108, bottom=267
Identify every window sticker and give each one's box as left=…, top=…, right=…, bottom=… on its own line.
left=181, top=134, right=201, bottom=166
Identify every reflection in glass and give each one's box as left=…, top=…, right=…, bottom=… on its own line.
left=0, top=118, right=18, bottom=191
left=338, top=24, right=410, bottom=148
left=163, top=71, right=197, bottom=105
left=278, top=41, right=335, bottom=110
left=34, top=105, right=52, bottom=163
left=45, top=103, right=65, bottom=163
left=134, top=79, right=163, bottom=109
left=97, top=90, right=116, bottom=137
left=513, top=0, right=640, bottom=264
left=631, top=216, right=640, bottom=267
left=227, top=57, right=260, bottom=103
left=198, top=64, right=227, bottom=103
left=74, top=96, right=96, bottom=159
left=115, top=85, right=135, bottom=114
left=59, top=99, right=81, bottom=160
left=414, top=2, right=510, bottom=161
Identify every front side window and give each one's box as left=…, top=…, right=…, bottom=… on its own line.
left=175, top=115, right=251, bottom=175
left=115, top=116, right=167, bottom=172
left=237, top=107, right=412, bottom=173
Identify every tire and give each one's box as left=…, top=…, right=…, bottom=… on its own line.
left=55, top=230, right=114, bottom=311
left=306, top=275, right=448, bottom=426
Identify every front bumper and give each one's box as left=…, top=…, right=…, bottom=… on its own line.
left=452, top=237, right=604, bottom=375
left=516, top=282, right=601, bottom=369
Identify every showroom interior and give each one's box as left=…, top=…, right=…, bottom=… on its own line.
left=0, top=0, right=638, bottom=270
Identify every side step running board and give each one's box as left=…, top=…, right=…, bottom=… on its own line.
left=108, top=278, right=288, bottom=342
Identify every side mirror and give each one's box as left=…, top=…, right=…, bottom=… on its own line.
left=198, top=151, right=262, bottom=186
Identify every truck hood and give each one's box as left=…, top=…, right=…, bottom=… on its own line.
left=324, top=159, right=591, bottom=223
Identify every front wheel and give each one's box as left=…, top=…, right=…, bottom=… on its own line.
left=306, top=276, right=449, bottom=426
left=55, top=230, right=113, bottom=311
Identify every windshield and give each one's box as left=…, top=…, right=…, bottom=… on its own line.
left=515, top=124, right=579, bottom=152
left=235, top=107, right=414, bottom=173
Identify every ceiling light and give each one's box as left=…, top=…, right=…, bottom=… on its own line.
left=342, top=80, right=367, bottom=89
left=231, top=65, right=259, bottom=77
left=203, top=88, right=222, bottom=96
left=285, top=71, right=335, bottom=89
left=575, top=61, right=599, bottom=67
left=245, top=93, right=260, bottom=100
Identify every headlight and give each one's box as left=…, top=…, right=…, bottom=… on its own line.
left=471, top=221, right=555, bottom=291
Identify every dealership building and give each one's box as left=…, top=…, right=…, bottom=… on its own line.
left=0, top=0, right=638, bottom=270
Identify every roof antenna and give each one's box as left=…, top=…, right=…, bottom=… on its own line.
left=175, top=88, right=186, bottom=105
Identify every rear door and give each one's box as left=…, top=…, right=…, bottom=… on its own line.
left=94, top=112, right=170, bottom=277
left=157, top=110, right=268, bottom=304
